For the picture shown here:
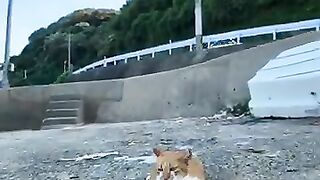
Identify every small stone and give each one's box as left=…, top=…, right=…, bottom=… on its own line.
left=69, top=175, right=80, bottom=179
left=286, top=168, right=298, bottom=172
left=200, top=117, right=209, bottom=120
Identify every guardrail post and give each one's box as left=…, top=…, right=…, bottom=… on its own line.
left=113, top=60, right=117, bottom=66
left=236, top=35, right=241, bottom=44
left=137, top=55, right=141, bottom=61
left=152, top=51, right=155, bottom=58
left=316, top=26, right=320, bottom=31
left=169, top=40, right=172, bottom=55
left=273, top=31, right=277, bottom=40
left=103, top=56, right=107, bottom=67
left=125, top=58, right=128, bottom=64
left=189, top=45, right=193, bottom=52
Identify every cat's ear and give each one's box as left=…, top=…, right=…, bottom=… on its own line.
left=182, top=149, right=192, bottom=165
left=184, top=149, right=192, bottom=160
left=153, top=148, right=162, bottom=157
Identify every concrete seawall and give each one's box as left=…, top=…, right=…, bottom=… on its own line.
left=67, top=41, right=264, bottom=82
left=0, top=81, right=123, bottom=131
left=1, top=31, right=319, bottom=131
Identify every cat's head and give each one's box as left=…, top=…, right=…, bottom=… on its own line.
left=153, top=148, right=192, bottom=180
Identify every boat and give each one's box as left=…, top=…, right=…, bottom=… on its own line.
left=248, top=40, right=320, bottom=118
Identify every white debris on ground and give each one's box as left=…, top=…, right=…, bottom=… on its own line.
left=114, top=155, right=155, bottom=164
left=59, top=152, right=119, bottom=162
left=201, top=109, right=248, bottom=123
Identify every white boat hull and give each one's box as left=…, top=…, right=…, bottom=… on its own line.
left=248, top=41, right=320, bottom=118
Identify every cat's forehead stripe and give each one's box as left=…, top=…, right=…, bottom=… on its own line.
left=163, top=162, right=170, bottom=167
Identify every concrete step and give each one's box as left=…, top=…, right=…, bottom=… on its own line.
left=41, top=124, right=83, bottom=130
left=46, top=109, right=79, bottom=118
left=47, top=100, right=82, bottom=109
left=42, top=95, right=83, bottom=130
left=42, top=117, right=78, bottom=126
left=50, top=94, right=81, bottom=101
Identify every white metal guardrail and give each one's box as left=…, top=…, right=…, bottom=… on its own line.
left=73, top=19, right=320, bottom=74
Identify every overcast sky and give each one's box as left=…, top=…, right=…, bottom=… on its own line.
left=0, top=0, right=126, bottom=63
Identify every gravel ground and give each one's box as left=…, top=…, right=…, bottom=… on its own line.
left=1, top=117, right=320, bottom=180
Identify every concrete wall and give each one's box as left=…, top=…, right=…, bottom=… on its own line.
left=1, top=31, right=320, bottom=130
left=0, top=86, right=47, bottom=131
left=0, top=81, right=123, bottom=131
left=97, top=31, right=320, bottom=123
left=67, top=41, right=263, bottom=82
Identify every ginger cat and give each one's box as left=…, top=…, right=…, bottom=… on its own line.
left=147, top=148, right=205, bottom=180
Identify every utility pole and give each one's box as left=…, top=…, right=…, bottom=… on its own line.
left=2, top=0, right=13, bottom=89
left=68, top=33, right=71, bottom=72
left=194, top=0, right=203, bottom=52
left=66, top=22, right=89, bottom=73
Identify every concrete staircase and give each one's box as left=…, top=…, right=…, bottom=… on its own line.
left=41, top=95, right=84, bottom=130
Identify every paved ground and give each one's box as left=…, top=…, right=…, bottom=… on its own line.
left=1, top=116, right=320, bottom=180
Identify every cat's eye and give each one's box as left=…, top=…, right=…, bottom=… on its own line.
left=170, top=167, right=177, bottom=171
left=157, top=168, right=163, bottom=171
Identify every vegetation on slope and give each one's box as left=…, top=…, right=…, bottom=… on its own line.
left=9, top=0, right=320, bottom=86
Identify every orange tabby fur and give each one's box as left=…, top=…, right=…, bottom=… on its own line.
left=148, top=148, right=205, bottom=180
